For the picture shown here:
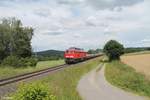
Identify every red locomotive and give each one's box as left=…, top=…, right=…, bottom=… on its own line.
left=64, top=47, right=87, bottom=64
left=64, top=47, right=102, bottom=64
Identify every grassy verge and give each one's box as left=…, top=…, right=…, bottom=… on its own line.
left=0, top=60, right=64, bottom=79
left=105, top=61, right=150, bottom=97
left=14, top=57, right=102, bottom=100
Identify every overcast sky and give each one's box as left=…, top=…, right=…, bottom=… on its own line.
left=0, top=0, right=150, bottom=51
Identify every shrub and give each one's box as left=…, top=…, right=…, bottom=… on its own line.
left=1, top=56, right=38, bottom=67
left=2, top=56, right=21, bottom=67
left=23, top=57, right=38, bottom=67
left=103, top=40, right=124, bottom=61
left=12, top=83, right=56, bottom=100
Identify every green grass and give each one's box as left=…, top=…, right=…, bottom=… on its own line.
left=0, top=60, right=64, bottom=79
left=105, top=61, right=150, bottom=97
left=15, top=57, right=102, bottom=100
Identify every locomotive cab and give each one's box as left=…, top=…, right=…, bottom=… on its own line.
left=64, top=47, right=87, bottom=64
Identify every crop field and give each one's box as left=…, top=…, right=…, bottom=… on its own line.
left=121, top=54, right=150, bottom=78
left=105, top=61, right=150, bottom=97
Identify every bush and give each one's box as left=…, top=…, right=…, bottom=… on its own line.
left=12, top=83, right=56, bottom=100
left=23, top=57, right=38, bottom=67
left=2, top=56, right=21, bottom=67
left=1, top=56, right=38, bottom=67
left=103, top=40, right=124, bottom=61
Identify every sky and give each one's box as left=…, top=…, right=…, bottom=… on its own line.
left=0, top=0, right=150, bottom=51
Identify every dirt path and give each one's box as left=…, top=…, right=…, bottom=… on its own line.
left=77, top=64, right=146, bottom=100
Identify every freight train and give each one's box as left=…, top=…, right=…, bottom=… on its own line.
left=64, top=47, right=101, bottom=64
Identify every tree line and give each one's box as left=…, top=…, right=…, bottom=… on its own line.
left=87, top=49, right=102, bottom=54
left=124, top=47, right=150, bottom=53
left=0, top=18, right=37, bottom=67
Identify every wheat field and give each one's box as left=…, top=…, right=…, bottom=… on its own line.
left=121, top=54, right=150, bottom=77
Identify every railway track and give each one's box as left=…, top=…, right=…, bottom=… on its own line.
left=0, top=64, right=68, bottom=86
left=0, top=55, right=102, bottom=87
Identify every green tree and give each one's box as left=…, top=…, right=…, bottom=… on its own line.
left=103, top=40, right=124, bottom=61
left=88, top=49, right=95, bottom=54
left=0, top=18, right=11, bottom=62
left=88, top=49, right=102, bottom=54
left=0, top=17, right=33, bottom=62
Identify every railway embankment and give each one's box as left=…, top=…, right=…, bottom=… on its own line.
left=0, top=60, right=64, bottom=80
left=1, top=57, right=102, bottom=100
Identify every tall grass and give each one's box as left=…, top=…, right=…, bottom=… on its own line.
left=105, top=61, right=150, bottom=97
left=12, top=83, right=56, bottom=100
left=14, top=57, right=102, bottom=100
left=0, top=60, right=64, bottom=79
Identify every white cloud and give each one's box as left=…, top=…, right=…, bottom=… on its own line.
left=0, top=0, right=150, bottom=51
left=86, top=0, right=144, bottom=10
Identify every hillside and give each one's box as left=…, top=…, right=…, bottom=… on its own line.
left=34, top=50, right=64, bottom=60
left=36, top=50, right=64, bottom=57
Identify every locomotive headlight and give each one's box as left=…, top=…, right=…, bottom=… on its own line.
left=66, top=56, right=74, bottom=58
left=70, top=56, right=74, bottom=58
